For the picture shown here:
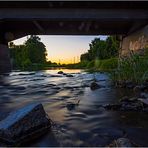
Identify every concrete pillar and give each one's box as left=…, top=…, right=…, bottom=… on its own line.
left=121, top=25, right=148, bottom=57
left=0, top=44, right=11, bottom=73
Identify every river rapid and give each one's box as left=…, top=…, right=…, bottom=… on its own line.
left=0, top=69, right=148, bottom=146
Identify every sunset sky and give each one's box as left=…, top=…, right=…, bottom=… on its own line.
left=13, top=35, right=107, bottom=64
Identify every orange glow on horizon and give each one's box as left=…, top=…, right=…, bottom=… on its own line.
left=47, top=57, right=80, bottom=64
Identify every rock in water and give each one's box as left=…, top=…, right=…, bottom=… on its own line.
left=109, top=138, right=133, bottom=147
left=90, top=82, right=101, bottom=90
left=0, top=103, right=51, bottom=145
left=66, top=74, right=73, bottom=77
left=57, top=71, right=64, bottom=74
left=138, top=98, right=148, bottom=105
left=66, top=100, right=80, bottom=111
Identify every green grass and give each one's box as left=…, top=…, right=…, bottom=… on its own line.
left=98, top=58, right=118, bottom=71
left=110, top=54, right=148, bottom=84
left=86, top=58, right=118, bottom=72
left=65, top=58, right=118, bottom=73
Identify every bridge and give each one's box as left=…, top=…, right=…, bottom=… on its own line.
left=0, top=1, right=148, bottom=73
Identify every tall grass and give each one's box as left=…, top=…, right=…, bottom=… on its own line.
left=111, top=52, right=148, bottom=84
left=86, top=58, right=118, bottom=72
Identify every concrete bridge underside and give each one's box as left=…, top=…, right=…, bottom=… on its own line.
left=0, top=1, right=148, bottom=73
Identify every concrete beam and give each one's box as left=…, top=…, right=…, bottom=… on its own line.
left=0, top=2, right=147, bottom=39
left=0, top=9, right=147, bottom=21
left=0, top=1, right=147, bottom=10
left=32, top=20, right=45, bottom=32
left=127, top=22, right=148, bottom=36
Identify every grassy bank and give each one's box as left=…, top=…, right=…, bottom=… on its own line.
left=12, top=62, right=60, bottom=71
left=111, top=54, right=148, bottom=84
left=66, top=54, right=148, bottom=85
left=65, top=58, right=118, bottom=72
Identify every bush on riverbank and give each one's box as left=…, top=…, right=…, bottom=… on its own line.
left=85, top=58, right=118, bottom=72
left=97, top=58, right=118, bottom=71
left=65, top=58, right=118, bottom=72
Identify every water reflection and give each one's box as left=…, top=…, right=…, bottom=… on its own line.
left=0, top=69, right=148, bottom=146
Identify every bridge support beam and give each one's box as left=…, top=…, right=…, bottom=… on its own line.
left=121, top=25, right=148, bottom=57
left=0, top=37, right=11, bottom=73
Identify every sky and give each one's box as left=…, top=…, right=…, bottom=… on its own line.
left=13, top=35, right=107, bottom=64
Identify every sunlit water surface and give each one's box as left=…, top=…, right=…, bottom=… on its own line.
left=0, top=69, right=148, bottom=146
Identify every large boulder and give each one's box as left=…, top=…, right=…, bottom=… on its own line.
left=0, top=103, right=51, bottom=145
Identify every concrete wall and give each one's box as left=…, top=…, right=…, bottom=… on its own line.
left=0, top=44, right=11, bottom=73
left=121, top=25, right=148, bottom=57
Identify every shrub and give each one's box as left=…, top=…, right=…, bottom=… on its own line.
left=99, top=58, right=118, bottom=71
left=86, top=60, right=95, bottom=69
left=22, top=58, right=32, bottom=70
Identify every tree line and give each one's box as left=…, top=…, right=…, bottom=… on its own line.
left=80, top=36, right=120, bottom=62
left=9, top=35, right=120, bottom=71
left=9, top=35, right=57, bottom=70
left=66, top=36, right=120, bottom=70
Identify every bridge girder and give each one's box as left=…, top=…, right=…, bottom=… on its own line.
left=0, top=1, right=147, bottom=41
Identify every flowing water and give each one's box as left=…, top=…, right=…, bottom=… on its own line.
left=0, top=69, right=148, bottom=146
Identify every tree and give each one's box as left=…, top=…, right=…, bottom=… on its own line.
left=80, top=36, right=119, bottom=62
left=105, top=36, right=119, bottom=58
left=24, top=35, right=47, bottom=64
left=9, top=35, right=48, bottom=70
left=80, top=52, right=90, bottom=61
left=10, top=44, right=26, bottom=69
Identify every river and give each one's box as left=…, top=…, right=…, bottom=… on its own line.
left=0, top=69, right=148, bottom=146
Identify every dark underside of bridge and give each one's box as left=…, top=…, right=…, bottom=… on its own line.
left=0, top=1, right=148, bottom=41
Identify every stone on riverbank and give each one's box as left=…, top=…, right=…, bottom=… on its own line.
left=138, top=98, right=148, bottom=105
left=104, top=104, right=121, bottom=111
left=0, top=103, right=51, bottom=145
left=103, top=96, right=148, bottom=112
left=120, top=96, right=138, bottom=103
left=140, top=92, right=148, bottom=99
left=115, top=80, right=148, bottom=93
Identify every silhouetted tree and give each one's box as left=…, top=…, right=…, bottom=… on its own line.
left=80, top=36, right=119, bottom=61
left=24, top=35, right=47, bottom=63
left=9, top=35, right=47, bottom=70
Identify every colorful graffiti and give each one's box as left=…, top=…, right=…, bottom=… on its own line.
left=129, top=35, right=147, bottom=51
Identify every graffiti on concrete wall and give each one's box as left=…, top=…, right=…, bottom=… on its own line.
left=129, top=35, right=148, bottom=51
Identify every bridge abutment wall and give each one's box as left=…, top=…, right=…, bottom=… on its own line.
left=0, top=44, right=11, bottom=73
left=121, top=25, right=148, bottom=57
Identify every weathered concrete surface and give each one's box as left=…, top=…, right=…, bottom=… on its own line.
left=121, top=25, right=148, bottom=57
left=0, top=103, right=51, bottom=145
left=0, top=44, right=11, bottom=73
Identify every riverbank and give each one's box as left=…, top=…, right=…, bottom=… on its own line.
left=65, top=58, right=118, bottom=72
left=67, top=54, right=148, bottom=85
